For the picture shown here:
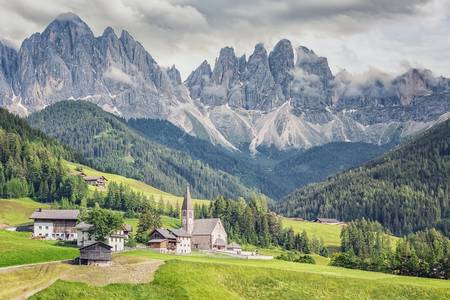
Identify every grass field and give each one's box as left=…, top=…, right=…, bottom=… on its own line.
left=65, top=161, right=210, bottom=206
left=0, top=198, right=49, bottom=226
left=0, top=230, right=78, bottom=268
left=31, top=250, right=450, bottom=299
left=282, top=218, right=342, bottom=247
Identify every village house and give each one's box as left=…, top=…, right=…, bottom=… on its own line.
left=148, top=228, right=191, bottom=254
left=30, top=209, right=79, bottom=241
left=313, top=218, right=342, bottom=225
left=82, top=175, right=108, bottom=187
left=76, top=222, right=131, bottom=252
left=79, top=241, right=112, bottom=266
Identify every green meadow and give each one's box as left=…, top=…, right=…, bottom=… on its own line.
left=0, top=198, right=49, bottom=226
left=282, top=217, right=342, bottom=247
left=65, top=161, right=210, bottom=206
left=31, top=250, right=450, bottom=299
left=0, top=230, right=78, bottom=268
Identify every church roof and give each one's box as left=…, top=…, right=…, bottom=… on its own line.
left=169, top=228, right=191, bottom=237
left=182, top=186, right=193, bottom=210
left=192, top=218, right=221, bottom=235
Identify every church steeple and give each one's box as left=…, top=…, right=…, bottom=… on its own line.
left=182, top=186, right=194, bottom=234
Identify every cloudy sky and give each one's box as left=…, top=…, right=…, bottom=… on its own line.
left=1, top=0, right=449, bottom=79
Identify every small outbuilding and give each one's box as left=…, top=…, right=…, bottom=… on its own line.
left=79, top=241, right=112, bottom=266
left=227, top=242, right=242, bottom=253
left=313, top=218, right=341, bottom=224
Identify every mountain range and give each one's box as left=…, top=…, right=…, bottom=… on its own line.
left=1, top=13, right=450, bottom=154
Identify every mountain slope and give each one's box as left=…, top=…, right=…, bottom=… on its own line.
left=128, top=118, right=390, bottom=199
left=0, top=14, right=449, bottom=152
left=275, top=117, right=450, bottom=236
left=27, top=101, right=252, bottom=199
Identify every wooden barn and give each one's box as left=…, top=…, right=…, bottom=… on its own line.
left=79, top=242, right=112, bottom=266
left=82, top=176, right=108, bottom=187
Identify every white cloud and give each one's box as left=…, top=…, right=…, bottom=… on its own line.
left=0, top=0, right=449, bottom=79
left=104, top=66, right=135, bottom=86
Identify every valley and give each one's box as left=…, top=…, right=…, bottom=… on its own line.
left=0, top=7, right=449, bottom=300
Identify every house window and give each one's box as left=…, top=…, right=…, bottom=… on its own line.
left=39, top=226, right=42, bottom=229
left=45, top=226, right=49, bottom=230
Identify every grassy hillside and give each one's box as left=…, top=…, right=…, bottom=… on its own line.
left=282, top=218, right=342, bottom=247
left=0, top=230, right=78, bottom=267
left=0, top=198, right=49, bottom=226
left=31, top=250, right=450, bottom=299
left=65, top=161, right=210, bottom=207
left=129, top=118, right=390, bottom=199
left=277, top=118, right=450, bottom=236
left=28, top=101, right=252, bottom=200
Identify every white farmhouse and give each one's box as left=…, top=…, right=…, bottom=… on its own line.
left=75, top=222, right=131, bottom=252
left=30, top=209, right=79, bottom=241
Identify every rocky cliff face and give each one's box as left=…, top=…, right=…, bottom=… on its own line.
left=2, top=13, right=450, bottom=152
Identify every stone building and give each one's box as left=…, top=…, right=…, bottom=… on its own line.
left=182, top=187, right=227, bottom=250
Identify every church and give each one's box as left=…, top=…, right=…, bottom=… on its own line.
left=148, top=186, right=227, bottom=252
left=182, top=186, right=227, bottom=250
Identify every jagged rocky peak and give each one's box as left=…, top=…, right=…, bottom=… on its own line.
left=212, top=46, right=238, bottom=86
left=296, top=46, right=333, bottom=81
left=185, top=60, right=212, bottom=100
left=239, top=43, right=282, bottom=110
left=269, top=39, right=294, bottom=100
left=166, top=65, right=182, bottom=85
left=43, top=12, right=94, bottom=44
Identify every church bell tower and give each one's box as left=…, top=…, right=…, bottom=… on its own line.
left=182, top=186, right=194, bottom=234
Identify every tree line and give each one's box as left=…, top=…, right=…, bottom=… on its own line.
left=331, top=219, right=450, bottom=279
left=276, top=118, right=450, bottom=237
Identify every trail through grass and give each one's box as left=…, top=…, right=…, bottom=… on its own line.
left=31, top=250, right=450, bottom=300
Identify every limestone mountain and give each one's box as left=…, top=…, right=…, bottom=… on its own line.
left=1, top=13, right=450, bottom=153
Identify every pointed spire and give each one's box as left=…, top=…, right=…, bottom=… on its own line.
left=182, top=186, right=193, bottom=211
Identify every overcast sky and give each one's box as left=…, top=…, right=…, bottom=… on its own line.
left=1, top=0, right=449, bottom=79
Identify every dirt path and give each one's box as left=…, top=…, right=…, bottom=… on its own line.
left=0, top=256, right=163, bottom=300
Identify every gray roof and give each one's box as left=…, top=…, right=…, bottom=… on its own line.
left=122, top=224, right=132, bottom=232
left=75, top=222, right=93, bottom=231
left=214, top=238, right=227, bottom=246
left=182, top=186, right=193, bottom=210
left=154, top=228, right=176, bottom=240
left=30, top=209, right=79, bottom=220
left=192, top=218, right=220, bottom=235
left=314, top=218, right=340, bottom=223
left=169, top=228, right=190, bottom=237
left=80, top=241, right=112, bottom=250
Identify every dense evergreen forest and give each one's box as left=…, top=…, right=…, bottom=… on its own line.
left=276, top=118, right=450, bottom=236
left=331, top=219, right=450, bottom=279
left=27, top=101, right=252, bottom=199
left=129, top=118, right=389, bottom=199
left=0, top=108, right=87, bottom=203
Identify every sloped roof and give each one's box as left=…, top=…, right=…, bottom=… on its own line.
left=154, top=228, right=176, bottom=240
left=149, top=239, right=167, bottom=243
left=30, top=209, right=79, bottom=220
left=75, top=222, right=93, bottom=231
left=182, top=186, right=193, bottom=210
left=214, top=238, right=226, bottom=246
left=80, top=241, right=112, bottom=250
left=314, top=218, right=340, bottom=223
left=122, top=224, right=132, bottom=232
left=192, top=218, right=220, bottom=235
left=169, top=228, right=190, bottom=237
